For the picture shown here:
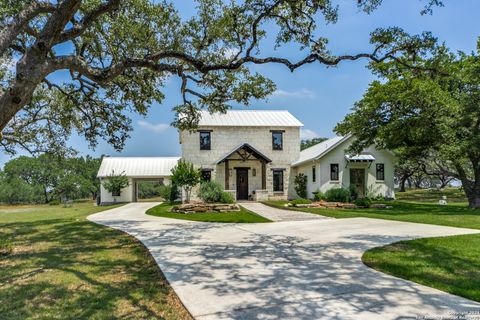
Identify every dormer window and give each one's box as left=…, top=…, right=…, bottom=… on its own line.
left=199, top=131, right=211, bottom=150
left=271, top=131, right=283, bottom=150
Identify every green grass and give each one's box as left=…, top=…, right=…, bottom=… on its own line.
left=363, top=234, right=480, bottom=302
left=262, top=200, right=480, bottom=229
left=265, top=188, right=480, bottom=302
left=0, top=202, right=192, bottom=320
left=146, top=202, right=271, bottom=223
left=396, top=187, right=467, bottom=203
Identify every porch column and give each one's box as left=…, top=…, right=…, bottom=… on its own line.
left=225, top=160, right=229, bottom=189
left=261, top=161, right=266, bottom=189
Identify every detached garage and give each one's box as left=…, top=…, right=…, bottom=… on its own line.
left=97, top=157, right=180, bottom=205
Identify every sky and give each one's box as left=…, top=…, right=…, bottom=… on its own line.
left=3, top=0, right=480, bottom=164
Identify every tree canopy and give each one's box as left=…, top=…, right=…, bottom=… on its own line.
left=0, top=0, right=441, bottom=155
left=335, top=39, right=480, bottom=208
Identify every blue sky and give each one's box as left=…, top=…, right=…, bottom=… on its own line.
left=3, top=1, right=480, bottom=164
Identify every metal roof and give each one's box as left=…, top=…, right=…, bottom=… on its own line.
left=345, top=154, right=375, bottom=161
left=198, top=110, right=303, bottom=127
left=97, top=157, right=181, bottom=178
left=292, top=136, right=350, bottom=167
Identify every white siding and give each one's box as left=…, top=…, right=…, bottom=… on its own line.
left=100, top=178, right=134, bottom=203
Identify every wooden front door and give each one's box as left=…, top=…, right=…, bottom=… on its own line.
left=236, top=169, right=249, bottom=200
left=350, top=169, right=365, bottom=197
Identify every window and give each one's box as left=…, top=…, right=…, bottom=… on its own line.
left=330, top=164, right=339, bottom=181
left=273, top=169, right=284, bottom=192
left=199, top=131, right=211, bottom=150
left=376, top=163, right=385, bottom=181
left=312, top=166, right=316, bottom=182
left=201, top=170, right=211, bottom=182
left=112, top=189, right=121, bottom=197
left=272, top=131, right=283, bottom=150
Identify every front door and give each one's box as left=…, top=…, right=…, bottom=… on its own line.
left=236, top=169, right=249, bottom=200
left=350, top=169, right=365, bottom=198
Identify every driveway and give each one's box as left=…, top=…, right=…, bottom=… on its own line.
left=88, top=203, right=480, bottom=320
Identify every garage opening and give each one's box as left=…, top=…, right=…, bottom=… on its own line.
left=135, top=179, right=166, bottom=202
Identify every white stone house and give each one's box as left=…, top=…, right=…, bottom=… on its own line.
left=98, top=110, right=396, bottom=204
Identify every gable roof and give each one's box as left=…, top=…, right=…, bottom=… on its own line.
left=216, top=143, right=272, bottom=164
left=198, top=110, right=303, bottom=127
left=97, top=157, right=181, bottom=178
left=292, top=135, right=351, bottom=167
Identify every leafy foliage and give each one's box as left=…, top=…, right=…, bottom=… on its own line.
left=294, top=173, right=308, bottom=198
left=324, top=187, right=350, bottom=202
left=313, top=190, right=325, bottom=201
left=102, top=171, right=129, bottom=200
left=354, top=197, right=372, bottom=208
left=220, top=192, right=235, bottom=204
left=171, top=159, right=200, bottom=203
left=335, top=38, right=480, bottom=208
left=198, top=181, right=224, bottom=203
left=0, top=0, right=442, bottom=154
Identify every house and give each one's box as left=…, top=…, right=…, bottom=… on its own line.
left=291, top=135, right=396, bottom=199
left=97, top=110, right=395, bottom=204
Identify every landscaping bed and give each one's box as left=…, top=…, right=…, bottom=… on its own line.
left=147, top=202, right=270, bottom=223
left=171, top=202, right=240, bottom=213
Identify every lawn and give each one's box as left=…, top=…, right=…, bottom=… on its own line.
left=363, top=234, right=480, bottom=302
left=146, top=202, right=271, bottom=223
left=264, top=191, right=480, bottom=303
left=0, top=202, right=192, bottom=320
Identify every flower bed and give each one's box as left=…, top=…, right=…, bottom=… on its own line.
left=171, top=203, right=240, bottom=214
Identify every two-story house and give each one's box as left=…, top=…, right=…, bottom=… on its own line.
left=97, top=110, right=396, bottom=204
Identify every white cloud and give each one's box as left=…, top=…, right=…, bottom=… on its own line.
left=137, top=120, right=170, bottom=133
left=300, top=128, right=320, bottom=140
left=271, top=88, right=316, bottom=100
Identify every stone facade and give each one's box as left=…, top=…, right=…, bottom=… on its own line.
left=180, top=126, right=300, bottom=200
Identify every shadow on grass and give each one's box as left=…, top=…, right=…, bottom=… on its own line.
left=0, top=217, right=191, bottom=320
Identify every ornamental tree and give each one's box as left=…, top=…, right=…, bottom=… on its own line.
left=0, top=0, right=441, bottom=154
left=335, top=39, right=480, bottom=208
left=171, top=159, right=200, bottom=203
left=102, top=170, right=129, bottom=202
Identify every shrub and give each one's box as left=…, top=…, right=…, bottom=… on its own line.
left=290, top=198, right=312, bottom=205
left=354, top=197, right=372, bottom=208
left=49, top=199, right=60, bottom=206
left=325, top=188, right=350, bottom=202
left=220, top=192, right=235, bottom=204
left=170, top=184, right=180, bottom=203
left=348, top=185, right=358, bottom=201
left=294, top=173, right=307, bottom=198
left=159, top=185, right=173, bottom=202
left=313, top=190, right=325, bottom=201
left=198, top=181, right=224, bottom=203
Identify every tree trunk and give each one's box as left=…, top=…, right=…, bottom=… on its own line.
left=399, top=177, right=407, bottom=192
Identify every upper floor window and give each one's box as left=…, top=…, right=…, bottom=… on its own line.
left=272, top=131, right=283, bottom=150
left=330, top=164, right=339, bottom=181
left=273, top=169, right=284, bottom=192
left=312, top=166, right=316, bottom=182
left=376, top=163, right=385, bottom=181
left=199, top=131, right=211, bottom=150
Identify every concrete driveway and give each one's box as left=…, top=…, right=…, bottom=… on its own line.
left=88, top=203, right=480, bottom=320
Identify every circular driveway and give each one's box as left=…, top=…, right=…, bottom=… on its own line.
left=88, top=203, right=480, bottom=320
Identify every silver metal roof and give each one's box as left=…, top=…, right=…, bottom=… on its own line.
left=198, top=110, right=303, bottom=127
left=97, top=157, right=181, bottom=178
left=345, top=154, right=375, bottom=161
left=292, top=136, right=350, bottom=167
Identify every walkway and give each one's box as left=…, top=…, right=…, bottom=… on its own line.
left=88, top=203, right=480, bottom=320
left=240, top=202, right=328, bottom=221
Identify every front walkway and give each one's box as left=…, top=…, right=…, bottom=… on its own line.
left=240, top=202, right=328, bottom=221
left=88, top=203, right=480, bottom=320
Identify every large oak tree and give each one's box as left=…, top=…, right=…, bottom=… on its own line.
left=0, top=0, right=439, bottom=154
left=336, top=40, right=480, bottom=208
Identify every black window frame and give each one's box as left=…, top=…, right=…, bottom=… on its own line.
left=273, top=169, right=284, bottom=192
left=199, top=131, right=211, bottom=150
left=376, top=163, right=385, bottom=181
left=201, top=169, right=212, bottom=182
left=330, top=163, right=339, bottom=181
left=312, top=165, right=316, bottom=182
left=271, top=131, right=283, bottom=150
left=112, top=189, right=121, bottom=197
